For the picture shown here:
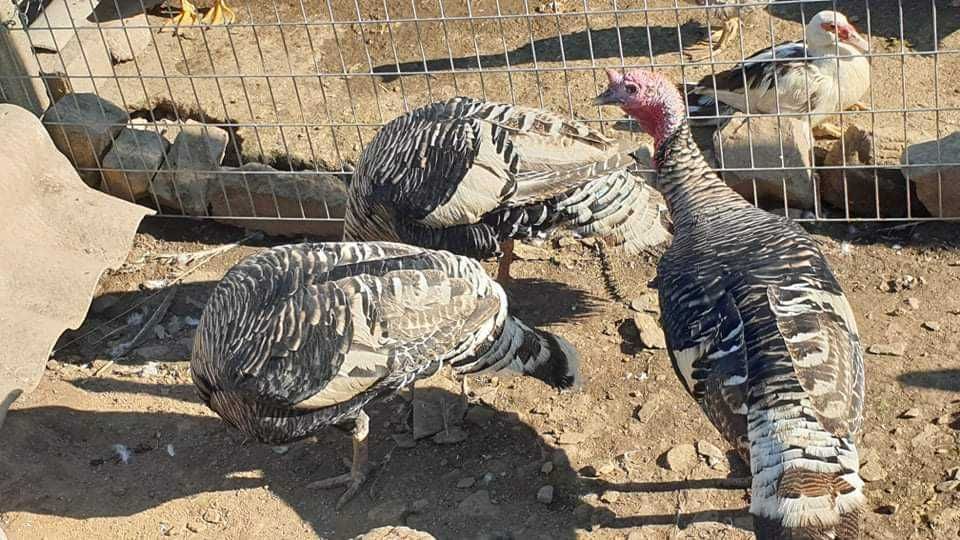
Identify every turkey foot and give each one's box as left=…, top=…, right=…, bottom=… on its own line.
left=308, top=410, right=370, bottom=510
left=496, top=239, right=515, bottom=284
left=168, top=0, right=200, bottom=32
left=683, top=18, right=740, bottom=61
left=812, top=122, right=844, bottom=139
left=846, top=101, right=870, bottom=111
left=201, top=0, right=236, bottom=25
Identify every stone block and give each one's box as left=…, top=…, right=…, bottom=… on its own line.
left=42, top=92, right=129, bottom=187
left=713, top=113, right=815, bottom=210
left=902, top=131, right=960, bottom=217
left=100, top=126, right=168, bottom=201
left=820, top=125, right=913, bottom=218
left=152, top=120, right=228, bottom=214
left=207, top=163, right=348, bottom=236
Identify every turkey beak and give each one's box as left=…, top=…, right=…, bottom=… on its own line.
left=593, top=88, right=621, bottom=106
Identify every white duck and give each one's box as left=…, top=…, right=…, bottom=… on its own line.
left=685, top=10, right=871, bottom=138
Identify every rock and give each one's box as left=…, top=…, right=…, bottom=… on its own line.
left=905, top=297, right=921, bottom=310
left=432, top=426, right=468, bottom=445
left=412, top=399, right=444, bottom=440
left=536, top=485, right=554, bottom=504
left=867, top=343, right=906, bottom=357
left=540, top=462, right=554, bottom=474
left=0, top=5, right=49, bottom=115
left=350, top=526, right=436, bottom=540
left=899, top=408, right=921, bottom=419
left=820, top=126, right=914, bottom=217
left=597, top=462, right=617, bottom=476
left=633, top=401, right=658, bottom=423
left=185, top=522, right=205, bottom=533
left=922, top=321, right=941, bottom=332
left=713, top=114, right=815, bottom=210
left=367, top=500, right=409, bottom=522
left=457, top=490, right=498, bottom=517
left=663, top=444, right=699, bottom=473
left=859, top=461, right=886, bottom=482
left=572, top=503, right=592, bottom=524
left=936, top=480, right=960, bottom=493
left=513, top=243, right=552, bottom=261
left=34, top=29, right=121, bottom=102
left=874, top=504, right=898, bottom=515
left=900, top=407, right=922, bottom=420
left=465, top=405, right=497, bottom=427
left=600, top=490, right=620, bottom=504
left=42, top=93, right=129, bottom=188
left=629, top=294, right=659, bottom=314
left=631, top=314, right=666, bottom=349
left=696, top=440, right=726, bottom=467
left=100, top=127, right=168, bottom=200
left=201, top=508, right=223, bottom=524
left=457, top=477, right=476, bottom=489
left=902, top=132, right=960, bottom=217
left=208, top=163, right=348, bottom=236
left=152, top=120, right=228, bottom=215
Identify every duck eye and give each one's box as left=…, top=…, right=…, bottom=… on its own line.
left=625, top=84, right=639, bottom=95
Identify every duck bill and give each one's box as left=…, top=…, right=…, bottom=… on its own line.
left=593, top=88, right=620, bottom=106
left=846, top=31, right=869, bottom=53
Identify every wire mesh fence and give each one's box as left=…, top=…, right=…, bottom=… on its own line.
left=1, top=0, right=959, bottom=230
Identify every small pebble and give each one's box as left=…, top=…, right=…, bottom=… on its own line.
left=536, top=485, right=554, bottom=504
left=936, top=480, right=960, bottom=493
left=457, top=477, right=476, bottom=489
left=600, top=490, right=620, bottom=504
left=900, top=408, right=921, bottom=419
left=905, top=297, right=921, bottom=310
left=540, top=462, right=554, bottom=474
left=201, top=508, right=223, bottom=524
left=875, top=504, right=898, bottom=515
left=922, top=321, right=941, bottom=332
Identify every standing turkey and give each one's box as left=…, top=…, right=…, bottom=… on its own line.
left=344, top=97, right=671, bottom=284
left=682, top=0, right=771, bottom=61
left=191, top=242, right=579, bottom=508
left=685, top=10, right=871, bottom=139
left=596, top=68, right=866, bottom=539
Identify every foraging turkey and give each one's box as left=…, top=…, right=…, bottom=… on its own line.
left=596, top=68, right=866, bottom=538
left=685, top=10, right=871, bottom=139
left=344, top=97, right=671, bottom=283
left=191, top=242, right=579, bottom=508
left=682, top=0, right=771, bottom=61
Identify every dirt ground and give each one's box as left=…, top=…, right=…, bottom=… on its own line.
left=99, top=0, right=960, bottom=179
left=1, top=217, right=959, bottom=539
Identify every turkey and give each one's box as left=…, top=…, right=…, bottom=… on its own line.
left=685, top=10, right=871, bottom=139
left=191, top=242, right=579, bottom=508
left=682, top=0, right=771, bottom=61
left=344, top=97, right=671, bottom=284
left=596, top=68, right=866, bottom=539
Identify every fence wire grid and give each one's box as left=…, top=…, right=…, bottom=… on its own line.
left=2, top=0, right=960, bottom=229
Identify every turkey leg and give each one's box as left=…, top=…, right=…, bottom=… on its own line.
left=683, top=17, right=740, bottom=61
left=308, top=409, right=370, bottom=510
left=496, top=239, right=515, bottom=284
left=169, top=0, right=200, bottom=30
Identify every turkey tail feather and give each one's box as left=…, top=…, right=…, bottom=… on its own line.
left=556, top=169, right=671, bottom=254
left=751, top=430, right=865, bottom=539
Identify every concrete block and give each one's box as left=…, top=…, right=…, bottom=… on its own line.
left=101, top=126, right=168, bottom=201
left=713, top=113, right=815, bottom=210
left=42, top=92, right=129, bottom=187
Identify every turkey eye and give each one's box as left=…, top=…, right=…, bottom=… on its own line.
left=625, top=85, right=638, bottom=95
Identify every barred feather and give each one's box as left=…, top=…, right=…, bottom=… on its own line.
left=653, top=122, right=866, bottom=538
left=191, top=242, right=579, bottom=445
left=344, top=97, right=670, bottom=259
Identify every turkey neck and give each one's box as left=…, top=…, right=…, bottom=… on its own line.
left=651, top=122, right=752, bottom=230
